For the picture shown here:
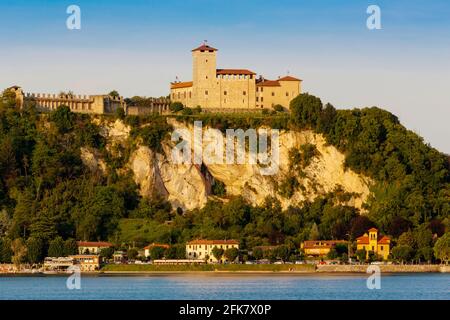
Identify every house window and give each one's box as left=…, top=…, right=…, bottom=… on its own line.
left=261, top=87, right=263, bottom=92
left=372, top=246, right=375, bottom=251
left=206, top=76, right=208, bottom=79
left=189, top=92, right=191, bottom=98
left=380, top=246, right=384, bottom=251
left=271, top=92, right=275, bottom=96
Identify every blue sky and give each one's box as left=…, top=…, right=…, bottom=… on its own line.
left=1, top=0, right=449, bottom=152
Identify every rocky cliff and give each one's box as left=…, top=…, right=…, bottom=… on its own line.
left=81, top=119, right=372, bottom=212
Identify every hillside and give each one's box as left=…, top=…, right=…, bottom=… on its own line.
left=0, top=89, right=448, bottom=263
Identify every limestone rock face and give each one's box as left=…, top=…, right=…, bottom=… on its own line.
left=80, top=147, right=107, bottom=174
left=97, top=119, right=372, bottom=212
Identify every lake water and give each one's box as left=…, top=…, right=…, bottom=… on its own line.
left=0, top=273, right=448, bottom=300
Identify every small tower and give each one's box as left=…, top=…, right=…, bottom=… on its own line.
left=191, top=41, right=218, bottom=108
left=368, top=228, right=378, bottom=252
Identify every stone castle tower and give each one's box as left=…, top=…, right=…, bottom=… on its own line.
left=192, top=43, right=218, bottom=108
left=170, top=42, right=301, bottom=110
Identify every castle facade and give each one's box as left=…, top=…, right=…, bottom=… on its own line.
left=170, top=43, right=302, bottom=110
left=9, top=86, right=125, bottom=114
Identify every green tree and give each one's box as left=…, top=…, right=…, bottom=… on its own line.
left=223, top=247, right=239, bottom=263
left=252, top=247, right=263, bottom=260
left=127, top=248, right=138, bottom=260
left=115, top=107, right=125, bottom=120
left=391, top=245, right=414, bottom=264
left=211, top=246, right=224, bottom=262
left=26, top=237, right=44, bottom=264
left=99, top=247, right=114, bottom=260
left=48, top=236, right=65, bottom=257
left=355, top=248, right=366, bottom=263
left=11, top=238, right=27, bottom=268
left=275, top=245, right=290, bottom=261
left=433, top=232, right=449, bottom=264
left=150, top=246, right=166, bottom=260
left=309, top=223, right=320, bottom=240
left=64, top=239, right=79, bottom=256
left=109, top=90, right=120, bottom=97
left=50, top=105, right=74, bottom=133
left=290, top=93, right=323, bottom=128
left=0, top=238, right=12, bottom=263
left=169, top=102, right=184, bottom=113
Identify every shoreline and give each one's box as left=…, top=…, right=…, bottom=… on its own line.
left=1, top=264, right=448, bottom=275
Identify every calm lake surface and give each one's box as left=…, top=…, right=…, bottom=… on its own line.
left=0, top=273, right=449, bottom=300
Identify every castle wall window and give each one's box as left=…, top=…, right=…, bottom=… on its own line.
left=205, top=90, right=208, bottom=95
left=261, top=87, right=263, bottom=92
left=286, top=92, right=289, bottom=96
left=261, top=97, right=264, bottom=102
left=189, top=92, right=191, bottom=98
left=243, top=91, right=246, bottom=95
left=256, top=97, right=259, bottom=102
left=224, top=91, right=227, bottom=95
left=271, top=92, right=275, bottom=96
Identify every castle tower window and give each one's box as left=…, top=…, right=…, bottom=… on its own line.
left=205, top=90, right=208, bottom=95
left=261, top=97, right=264, bottom=102
left=243, top=91, right=246, bottom=95
left=271, top=92, right=275, bottom=96
left=286, top=92, right=289, bottom=96
left=224, top=91, right=227, bottom=95
left=256, top=97, right=259, bottom=102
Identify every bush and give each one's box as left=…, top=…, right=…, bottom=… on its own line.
left=181, top=107, right=193, bottom=115
left=169, top=102, right=184, bottom=113
left=273, top=104, right=285, bottom=112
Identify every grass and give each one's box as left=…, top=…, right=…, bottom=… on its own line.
left=116, top=219, right=172, bottom=244
left=101, top=263, right=315, bottom=273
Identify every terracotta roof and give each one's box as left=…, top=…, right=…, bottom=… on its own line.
left=144, top=243, right=170, bottom=249
left=171, top=81, right=193, bottom=89
left=192, top=44, right=218, bottom=52
left=356, top=236, right=369, bottom=244
left=187, top=239, right=239, bottom=245
left=256, top=80, right=281, bottom=87
left=378, top=236, right=391, bottom=244
left=278, top=75, right=302, bottom=81
left=368, top=228, right=378, bottom=232
left=216, top=69, right=256, bottom=75
left=302, top=240, right=347, bottom=249
left=77, top=241, right=112, bottom=247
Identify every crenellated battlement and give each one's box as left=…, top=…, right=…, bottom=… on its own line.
left=10, top=86, right=125, bottom=115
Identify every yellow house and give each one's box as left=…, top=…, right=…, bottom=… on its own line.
left=77, top=241, right=113, bottom=255
left=170, top=42, right=301, bottom=110
left=356, top=228, right=391, bottom=260
left=186, top=239, right=239, bottom=263
left=301, top=240, right=347, bottom=257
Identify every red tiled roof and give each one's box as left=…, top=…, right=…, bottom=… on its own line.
left=192, top=44, right=218, bottom=52
left=368, top=228, right=378, bottom=232
left=77, top=241, right=112, bottom=247
left=216, top=69, right=256, bottom=75
left=187, top=239, right=239, bottom=245
left=171, top=81, right=193, bottom=89
left=144, top=243, right=170, bottom=249
left=378, top=236, right=391, bottom=244
left=356, top=236, right=369, bottom=244
left=302, top=240, right=347, bottom=249
left=278, top=75, right=302, bottom=81
left=256, top=80, right=281, bottom=87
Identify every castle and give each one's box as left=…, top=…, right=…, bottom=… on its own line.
left=170, top=42, right=302, bottom=110
left=9, top=86, right=126, bottom=114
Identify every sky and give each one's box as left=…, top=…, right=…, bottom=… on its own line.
left=0, top=0, right=449, bottom=153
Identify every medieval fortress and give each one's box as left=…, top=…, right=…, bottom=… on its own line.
left=9, top=42, right=302, bottom=114
left=171, top=43, right=302, bottom=110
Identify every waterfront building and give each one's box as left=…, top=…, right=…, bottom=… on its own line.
left=356, top=228, right=391, bottom=260
left=186, top=239, right=239, bottom=263
left=69, top=255, right=101, bottom=272
left=301, top=240, right=347, bottom=257
left=77, top=241, right=113, bottom=255
left=144, top=243, right=170, bottom=258
left=170, top=42, right=302, bottom=110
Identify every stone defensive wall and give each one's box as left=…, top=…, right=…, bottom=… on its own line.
left=23, top=92, right=125, bottom=114
left=126, top=97, right=171, bottom=116
left=316, top=264, right=449, bottom=273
